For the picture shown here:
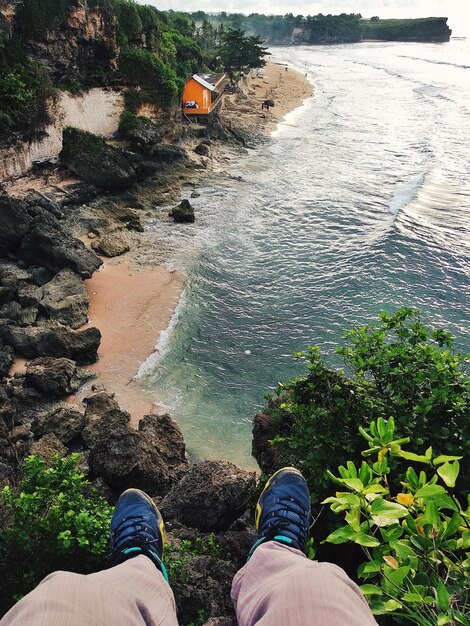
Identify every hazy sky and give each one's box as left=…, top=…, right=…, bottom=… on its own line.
left=147, top=0, right=470, bottom=36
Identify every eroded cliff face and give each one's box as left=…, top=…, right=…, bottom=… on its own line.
left=19, top=1, right=117, bottom=83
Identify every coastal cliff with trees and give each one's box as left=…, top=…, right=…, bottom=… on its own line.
left=183, top=12, right=451, bottom=45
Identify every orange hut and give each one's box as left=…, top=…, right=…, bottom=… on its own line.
left=182, top=73, right=228, bottom=116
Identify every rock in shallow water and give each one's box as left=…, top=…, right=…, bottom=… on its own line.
left=171, top=199, right=195, bottom=223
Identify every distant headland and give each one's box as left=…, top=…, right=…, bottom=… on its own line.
left=184, top=12, right=452, bottom=44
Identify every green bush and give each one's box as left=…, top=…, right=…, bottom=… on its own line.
left=118, top=110, right=140, bottom=133
left=269, top=308, right=469, bottom=509
left=324, top=417, right=469, bottom=625
left=0, top=40, right=52, bottom=140
left=0, top=455, right=113, bottom=615
left=118, top=47, right=180, bottom=106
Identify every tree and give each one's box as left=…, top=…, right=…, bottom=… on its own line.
left=217, top=28, right=269, bottom=79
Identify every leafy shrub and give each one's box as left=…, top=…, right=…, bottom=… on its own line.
left=0, top=40, right=52, bottom=140
left=0, top=455, right=113, bottom=615
left=118, top=110, right=140, bottom=133
left=118, top=47, right=180, bottom=106
left=323, top=417, right=469, bottom=625
left=269, top=308, right=469, bottom=509
left=56, top=79, right=84, bottom=94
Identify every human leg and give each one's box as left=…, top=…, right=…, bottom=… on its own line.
left=231, top=467, right=377, bottom=626
left=232, top=542, right=377, bottom=626
left=1, top=489, right=179, bottom=626
left=1, top=555, right=178, bottom=626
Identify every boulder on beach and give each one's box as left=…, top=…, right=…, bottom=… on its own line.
left=17, top=209, right=102, bottom=278
left=0, top=324, right=101, bottom=364
left=171, top=199, right=195, bottom=223
left=0, top=196, right=31, bottom=256
left=40, top=269, right=89, bottom=329
left=91, top=232, right=130, bottom=257
left=194, top=142, right=211, bottom=157
left=25, top=357, right=92, bottom=397
left=161, top=460, right=256, bottom=531
left=60, top=127, right=139, bottom=190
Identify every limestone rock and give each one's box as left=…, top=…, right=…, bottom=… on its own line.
left=32, top=406, right=85, bottom=444
left=40, top=269, right=89, bottom=329
left=81, top=391, right=131, bottom=449
left=171, top=555, right=237, bottom=625
left=252, top=412, right=281, bottom=475
left=194, top=143, right=210, bottom=157
left=0, top=324, right=101, bottom=364
left=0, top=196, right=31, bottom=256
left=91, top=232, right=130, bottom=257
left=161, top=461, right=256, bottom=531
left=0, top=340, right=14, bottom=377
left=17, top=283, right=41, bottom=307
left=60, top=127, right=138, bottom=190
left=25, top=357, right=91, bottom=396
left=30, top=433, right=67, bottom=465
left=171, top=199, right=195, bottom=224
left=17, top=209, right=102, bottom=278
left=0, top=301, right=38, bottom=326
left=84, top=393, right=188, bottom=496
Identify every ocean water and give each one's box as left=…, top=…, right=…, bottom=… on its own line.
left=140, top=40, right=470, bottom=468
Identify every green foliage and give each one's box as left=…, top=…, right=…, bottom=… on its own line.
left=56, top=79, right=84, bottom=94
left=217, top=28, right=269, bottom=78
left=17, top=0, right=69, bottom=39
left=0, top=39, right=52, bottom=141
left=269, top=308, right=469, bottom=508
left=118, top=110, right=144, bottom=133
left=118, top=47, right=180, bottom=106
left=0, top=455, right=113, bottom=615
left=323, top=418, right=469, bottom=625
left=166, top=534, right=221, bottom=582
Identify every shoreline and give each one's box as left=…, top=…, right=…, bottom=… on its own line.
left=6, top=59, right=313, bottom=454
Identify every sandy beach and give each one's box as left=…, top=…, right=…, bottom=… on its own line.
left=76, top=262, right=182, bottom=422
left=223, top=59, right=313, bottom=136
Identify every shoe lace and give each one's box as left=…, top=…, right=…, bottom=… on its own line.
left=260, top=494, right=309, bottom=549
left=112, top=515, right=159, bottom=552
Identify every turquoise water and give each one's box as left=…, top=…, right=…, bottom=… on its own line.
left=141, top=40, right=470, bottom=468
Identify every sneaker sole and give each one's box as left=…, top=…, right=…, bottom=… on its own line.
left=255, top=466, right=304, bottom=529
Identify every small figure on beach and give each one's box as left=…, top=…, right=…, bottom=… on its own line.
left=262, top=99, right=275, bottom=111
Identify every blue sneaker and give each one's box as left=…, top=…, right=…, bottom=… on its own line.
left=110, top=488, right=168, bottom=581
left=249, top=467, right=311, bottom=558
